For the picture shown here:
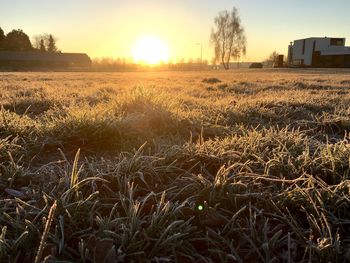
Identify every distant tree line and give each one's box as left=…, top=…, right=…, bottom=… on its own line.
left=0, top=27, right=59, bottom=52
left=92, top=57, right=210, bottom=71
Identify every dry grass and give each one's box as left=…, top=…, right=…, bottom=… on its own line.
left=1, top=69, right=350, bottom=262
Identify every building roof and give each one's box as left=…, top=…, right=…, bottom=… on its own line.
left=0, top=51, right=91, bottom=63
left=293, top=37, right=345, bottom=42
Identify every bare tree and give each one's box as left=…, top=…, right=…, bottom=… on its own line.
left=264, top=51, right=279, bottom=67
left=210, top=7, right=247, bottom=70
left=33, top=34, right=49, bottom=50
left=33, top=33, right=58, bottom=52
left=33, top=35, right=41, bottom=49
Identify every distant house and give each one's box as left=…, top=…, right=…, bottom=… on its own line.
left=288, top=37, right=350, bottom=68
left=0, top=51, right=91, bottom=69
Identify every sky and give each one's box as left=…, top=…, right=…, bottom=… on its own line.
left=1, top=0, right=350, bottom=62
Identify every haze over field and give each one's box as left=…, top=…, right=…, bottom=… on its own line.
left=1, top=0, right=350, bottom=62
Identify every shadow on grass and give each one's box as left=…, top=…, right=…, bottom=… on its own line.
left=3, top=99, right=54, bottom=116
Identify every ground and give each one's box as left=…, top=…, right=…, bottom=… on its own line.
left=1, top=69, right=350, bottom=262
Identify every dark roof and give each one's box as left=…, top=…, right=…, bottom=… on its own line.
left=0, top=51, right=91, bottom=63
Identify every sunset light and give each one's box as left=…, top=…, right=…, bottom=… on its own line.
left=131, top=36, right=169, bottom=64
left=2, top=1, right=350, bottom=261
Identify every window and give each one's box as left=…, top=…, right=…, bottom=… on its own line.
left=330, top=38, right=344, bottom=46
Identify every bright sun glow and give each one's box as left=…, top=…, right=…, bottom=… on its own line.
left=131, top=36, right=169, bottom=64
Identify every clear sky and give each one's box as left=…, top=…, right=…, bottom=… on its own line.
left=1, top=0, right=350, bottom=62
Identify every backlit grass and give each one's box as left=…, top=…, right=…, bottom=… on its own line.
left=1, top=69, right=350, bottom=262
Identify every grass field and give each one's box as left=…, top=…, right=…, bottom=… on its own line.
left=1, top=69, right=350, bottom=262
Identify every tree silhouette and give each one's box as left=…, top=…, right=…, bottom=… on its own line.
left=5, top=29, right=32, bottom=51
left=47, top=34, right=57, bottom=53
left=210, top=7, right=247, bottom=70
left=265, top=51, right=279, bottom=67
left=33, top=34, right=48, bottom=50
left=33, top=33, right=59, bottom=52
left=0, top=27, right=5, bottom=49
left=39, top=39, right=46, bottom=51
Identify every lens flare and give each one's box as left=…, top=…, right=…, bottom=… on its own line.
left=197, top=204, right=204, bottom=211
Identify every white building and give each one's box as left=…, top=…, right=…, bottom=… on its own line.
left=288, top=37, right=350, bottom=67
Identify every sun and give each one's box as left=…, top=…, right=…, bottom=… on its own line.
left=131, top=36, right=169, bottom=64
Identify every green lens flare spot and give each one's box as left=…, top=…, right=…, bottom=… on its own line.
left=197, top=205, right=204, bottom=211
